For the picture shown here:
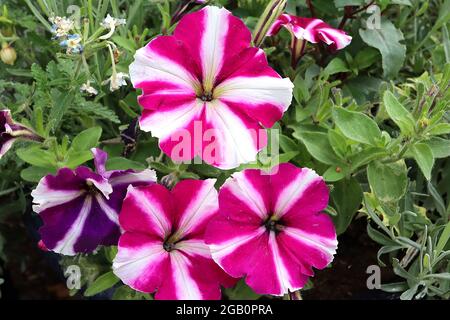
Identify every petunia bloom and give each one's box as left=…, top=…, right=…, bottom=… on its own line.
left=31, top=148, right=156, bottom=255
left=205, top=163, right=337, bottom=296
left=268, top=14, right=352, bottom=50
left=129, top=5, right=293, bottom=170
left=1, top=109, right=42, bottom=159
left=113, top=179, right=235, bottom=300
left=267, top=14, right=351, bottom=67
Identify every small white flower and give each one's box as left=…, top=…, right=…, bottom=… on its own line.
left=49, top=16, right=74, bottom=38
left=99, top=14, right=127, bottom=40
left=80, top=81, right=98, bottom=96
left=103, top=72, right=128, bottom=92
left=101, top=14, right=127, bottom=29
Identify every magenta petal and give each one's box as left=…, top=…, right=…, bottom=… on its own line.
left=119, top=184, right=173, bottom=238
left=32, top=152, right=157, bottom=255
left=92, top=147, right=108, bottom=176
left=155, top=240, right=235, bottom=300
left=205, top=217, right=286, bottom=295
left=113, top=232, right=169, bottom=293
left=129, top=6, right=293, bottom=169
left=270, top=163, right=329, bottom=219
left=114, top=180, right=232, bottom=300
left=268, top=14, right=352, bottom=50
left=171, top=179, right=218, bottom=239
left=75, top=166, right=112, bottom=198
left=218, top=169, right=271, bottom=223
left=173, top=6, right=251, bottom=85
left=205, top=164, right=338, bottom=296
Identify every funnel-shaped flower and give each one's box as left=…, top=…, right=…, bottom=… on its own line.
left=268, top=14, right=352, bottom=50
left=267, top=14, right=351, bottom=67
left=1, top=109, right=42, bottom=159
left=205, top=163, right=337, bottom=296
left=31, top=148, right=156, bottom=255
left=113, top=179, right=235, bottom=299
left=130, top=5, right=293, bottom=169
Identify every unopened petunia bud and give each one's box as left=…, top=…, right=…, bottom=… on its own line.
left=0, top=43, right=17, bottom=65
left=252, top=0, right=287, bottom=47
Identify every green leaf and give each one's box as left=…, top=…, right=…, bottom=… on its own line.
left=367, top=160, right=408, bottom=202
left=359, top=19, right=406, bottom=78
left=111, top=35, right=136, bottom=53
left=104, top=246, right=118, bottom=263
left=436, top=222, right=450, bottom=255
left=331, top=177, right=363, bottom=235
left=428, top=182, right=447, bottom=218
left=293, top=131, right=340, bottom=165
left=348, top=147, right=387, bottom=170
left=428, top=123, right=450, bottom=135
left=70, top=127, right=102, bottom=152
left=64, top=151, right=94, bottom=169
left=383, top=91, right=416, bottom=135
left=20, top=166, right=56, bottom=182
left=334, top=0, right=365, bottom=7
left=106, top=157, right=147, bottom=171
left=392, top=0, right=412, bottom=5
left=367, top=223, right=398, bottom=246
left=323, top=166, right=346, bottom=182
left=328, top=129, right=347, bottom=158
left=324, top=58, right=349, bottom=76
left=279, top=135, right=299, bottom=153
left=224, top=279, right=261, bottom=300
left=425, top=137, right=450, bottom=159
left=84, top=271, right=120, bottom=297
left=354, top=47, right=379, bottom=70
left=332, top=107, right=382, bottom=145
left=16, top=147, right=56, bottom=167
left=112, top=285, right=152, bottom=300
left=408, top=143, right=435, bottom=180
left=380, top=282, right=409, bottom=293
left=48, top=90, right=75, bottom=131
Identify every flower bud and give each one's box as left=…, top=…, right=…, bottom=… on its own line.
left=0, top=43, right=17, bottom=65
left=253, top=0, right=287, bottom=47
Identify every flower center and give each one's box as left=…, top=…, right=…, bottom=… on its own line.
left=163, top=241, right=176, bottom=252
left=85, top=180, right=99, bottom=194
left=263, top=215, right=284, bottom=234
left=199, top=91, right=213, bottom=102
left=163, top=233, right=180, bottom=252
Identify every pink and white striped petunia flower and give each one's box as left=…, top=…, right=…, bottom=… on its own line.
left=113, top=179, right=235, bottom=300
left=129, top=5, right=293, bottom=170
left=31, top=148, right=156, bottom=255
left=267, top=14, right=352, bottom=51
left=205, top=163, right=338, bottom=296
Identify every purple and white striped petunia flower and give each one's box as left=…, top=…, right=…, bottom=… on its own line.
left=1, top=109, right=42, bottom=159
left=31, top=148, right=157, bottom=256
left=113, top=179, right=235, bottom=300
left=205, top=163, right=338, bottom=296
left=267, top=14, right=352, bottom=51
left=129, top=5, right=293, bottom=170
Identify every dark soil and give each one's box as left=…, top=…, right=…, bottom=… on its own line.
left=1, top=210, right=71, bottom=300
left=1, top=210, right=399, bottom=300
left=303, top=218, right=399, bottom=300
